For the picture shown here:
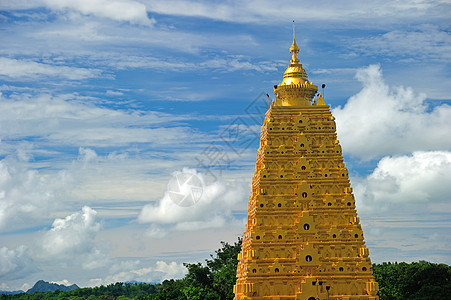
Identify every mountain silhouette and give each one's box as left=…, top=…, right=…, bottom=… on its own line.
left=26, top=280, right=79, bottom=294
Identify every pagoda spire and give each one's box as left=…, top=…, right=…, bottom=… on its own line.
left=290, top=20, right=300, bottom=64
left=274, top=21, right=316, bottom=106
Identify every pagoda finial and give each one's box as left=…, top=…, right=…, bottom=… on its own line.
left=290, top=20, right=300, bottom=64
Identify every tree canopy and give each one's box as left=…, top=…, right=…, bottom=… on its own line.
left=373, top=261, right=451, bottom=300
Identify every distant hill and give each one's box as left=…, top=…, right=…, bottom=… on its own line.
left=0, top=290, right=24, bottom=295
left=26, top=280, right=79, bottom=294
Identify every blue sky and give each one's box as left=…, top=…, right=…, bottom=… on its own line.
left=1, top=0, right=450, bottom=292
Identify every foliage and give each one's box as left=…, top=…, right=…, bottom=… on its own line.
left=373, top=261, right=451, bottom=300
left=206, top=239, right=243, bottom=300
left=174, top=237, right=242, bottom=300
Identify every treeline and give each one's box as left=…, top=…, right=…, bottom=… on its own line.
left=2, top=238, right=450, bottom=300
left=373, top=261, right=451, bottom=299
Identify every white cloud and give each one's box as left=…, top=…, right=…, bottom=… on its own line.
left=0, top=57, right=101, bottom=80
left=154, top=261, right=186, bottom=279
left=333, top=64, right=451, bottom=160
left=138, top=168, right=248, bottom=237
left=0, top=93, right=202, bottom=147
left=40, top=206, right=101, bottom=254
left=354, top=151, right=451, bottom=211
left=0, top=3, right=259, bottom=58
left=37, top=206, right=109, bottom=269
left=0, top=245, right=37, bottom=280
left=9, top=0, right=155, bottom=26
left=0, top=144, right=181, bottom=232
left=91, top=260, right=186, bottom=286
left=0, top=157, right=69, bottom=232
left=351, top=25, right=451, bottom=62
left=105, top=90, right=124, bottom=96
left=68, top=148, right=171, bottom=205
left=50, top=279, right=73, bottom=286
left=2, top=206, right=188, bottom=289
left=106, top=54, right=278, bottom=74
left=199, top=56, right=278, bottom=72
left=353, top=152, right=451, bottom=264
left=144, top=0, right=450, bottom=24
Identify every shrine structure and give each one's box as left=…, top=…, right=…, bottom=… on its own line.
left=233, top=25, right=379, bottom=300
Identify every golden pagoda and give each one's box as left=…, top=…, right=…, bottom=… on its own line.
left=234, top=24, right=379, bottom=300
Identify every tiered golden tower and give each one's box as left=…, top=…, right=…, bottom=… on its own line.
left=234, top=26, right=379, bottom=300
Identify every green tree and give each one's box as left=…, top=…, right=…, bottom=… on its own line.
left=373, top=261, right=451, bottom=300
left=153, top=237, right=242, bottom=300
left=206, top=238, right=242, bottom=300
left=182, top=263, right=218, bottom=299
left=152, top=279, right=186, bottom=300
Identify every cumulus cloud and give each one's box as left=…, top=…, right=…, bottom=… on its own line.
left=354, top=151, right=451, bottom=212
left=0, top=57, right=101, bottom=80
left=2, top=206, right=187, bottom=289
left=138, top=168, right=248, bottom=237
left=51, top=279, right=74, bottom=286
left=37, top=206, right=109, bottom=269
left=40, top=206, right=101, bottom=255
left=93, top=260, right=186, bottom=286
left=353, top=152, right=451, bottom=264
left=333, top=64, right=451, bottom=160
left=0, top=144, right=171, bottom=232
left=0, top=245, right=37, bottom=280
left=0, top=157, right=69, bottom=232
